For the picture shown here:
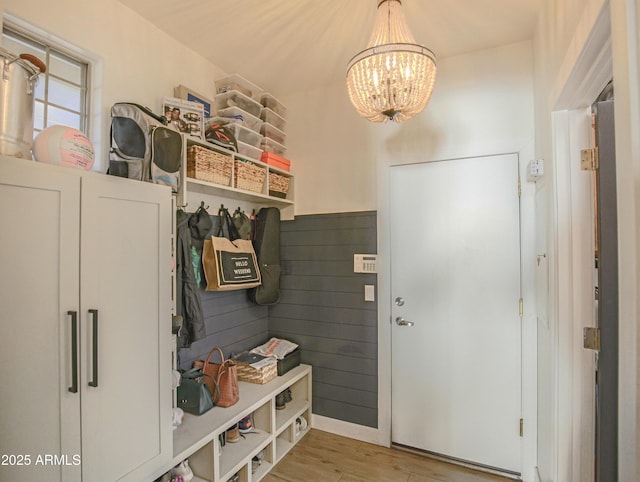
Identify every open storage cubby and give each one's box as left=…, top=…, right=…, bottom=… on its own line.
left=177, top=134, right=293, bottom=209
left=166, top=364, right=311, bottom=482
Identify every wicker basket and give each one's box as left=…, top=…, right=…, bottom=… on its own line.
left=234, top=159, right=266, bottom=193
left=235, top=359, right=278, bottom=384
left=187, top=145, right=233, bottom=186
left=268, top=172, right=290, bottom=199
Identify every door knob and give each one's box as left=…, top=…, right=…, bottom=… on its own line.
left=395, top=317, right=414, bottom=327
left=395, top=297, right=405, bottom=306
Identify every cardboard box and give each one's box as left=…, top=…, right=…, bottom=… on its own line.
left=163, top=97, right=205, bottom=140
left=261, top=151, right=291, bottom=172
left=173, top=85, right=214, bottom=120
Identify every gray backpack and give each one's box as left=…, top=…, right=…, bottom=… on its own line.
left=109, top=103, right=182, bottom=192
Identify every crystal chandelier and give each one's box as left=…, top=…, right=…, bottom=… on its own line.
left=346, top=0, right=437, bottom=123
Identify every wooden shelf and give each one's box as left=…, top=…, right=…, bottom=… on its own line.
left=169, top=364, right=312, bottom=482
left=178, top=134, right=294, bottom=209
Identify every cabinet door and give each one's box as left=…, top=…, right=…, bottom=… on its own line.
left=79, top=174, right=172, bottom=481
left=0, top=158, right=82, bottom=482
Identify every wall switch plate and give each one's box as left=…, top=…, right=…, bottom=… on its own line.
left=364, top=285, right=375, bottom=302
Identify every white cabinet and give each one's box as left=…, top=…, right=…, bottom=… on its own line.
left=0, top=156, right=173, bottom=481
left=167, top=364, right=312, bottom=482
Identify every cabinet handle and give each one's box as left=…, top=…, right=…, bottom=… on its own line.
left=88, top=309, right=99, bottom=388
left=68, top=311, right=78, bottom=394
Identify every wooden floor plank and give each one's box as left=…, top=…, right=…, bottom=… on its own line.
left=263, top=430, right=517, bottom=482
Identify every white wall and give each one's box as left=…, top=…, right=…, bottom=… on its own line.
left=1, top=0, right=227, bottom=171
left=283, top=40, right=538, bottom=479
left=283, top=41, right=535, bottom=216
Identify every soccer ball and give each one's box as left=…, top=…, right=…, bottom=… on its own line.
left=32, top=125, right=94, bottom=170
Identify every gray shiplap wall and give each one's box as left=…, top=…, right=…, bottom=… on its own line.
left=177, top=211, right=269, bottom=370
left=178, top=289, right=268, bottom=370
left=270, top=211, right=378, bottom=428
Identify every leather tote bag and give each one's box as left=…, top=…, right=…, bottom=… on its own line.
left=202, top=207, right=261, bottom=291
left=176, top=368, right=218, bottom=415
left=193, top=347, right=239, bottom=408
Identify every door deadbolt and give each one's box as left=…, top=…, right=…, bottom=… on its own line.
left=395, top=297, right=405, bottom=306
left=395, top=317, right=414, bottom=327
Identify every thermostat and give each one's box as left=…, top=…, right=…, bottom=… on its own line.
left=354, top=254, right=377, bottom=273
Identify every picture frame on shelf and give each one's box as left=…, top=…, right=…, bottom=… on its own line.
left=163, top=96, right=205, bottom=140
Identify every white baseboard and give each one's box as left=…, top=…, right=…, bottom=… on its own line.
left=311, top=414, right=381, bottom=445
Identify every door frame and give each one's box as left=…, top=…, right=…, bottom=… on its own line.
left=377, top=147, right=538, bottom=480
left=548, top=4, right=613, bottom=481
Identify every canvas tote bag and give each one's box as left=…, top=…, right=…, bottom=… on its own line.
left=202, top=207, right=261, bottom=291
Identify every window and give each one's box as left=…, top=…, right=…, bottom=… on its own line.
left=2, top=25, right=89, bottom=136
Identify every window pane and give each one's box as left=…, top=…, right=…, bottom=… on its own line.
left=34, top=100, right=45, bottom=130
left=34, top=77, right=45, bottom=100
left=49, top=77, right=82, bottom=112
left=46, top=105, right=80, bottom=130
left=49, top=53, right=82, bottom=84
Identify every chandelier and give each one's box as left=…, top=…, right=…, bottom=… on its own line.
left=346, top=0, right=437, bottom=123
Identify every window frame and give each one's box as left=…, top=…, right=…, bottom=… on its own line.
left=2, top=22, right=90, bottom=136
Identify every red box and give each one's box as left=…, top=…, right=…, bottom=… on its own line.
left=261, top=151, right=291, bottom=172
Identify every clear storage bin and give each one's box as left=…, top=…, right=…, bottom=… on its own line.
left=260, top=93, right=287, bottom=117
left=225, top=123, right=262, bottom=149
left=216, top=106, right=263, bottom=131
left=237, top=140, right=262, bottom=161
left=260, top=122, right=286, bottom=146
left=261, top=137, right=286, bottom=157
left=215, top=74, right=263, bottom=101
left=260, top=108, right=286, bottom=131
left=214, top=90, right=263, bottom=118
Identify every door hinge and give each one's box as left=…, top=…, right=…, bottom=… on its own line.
left=519, top=298, right=523, bottom=317
left=581, top=147, right=599, bottom=171
left=520, top=418, right=524, bottom=437
left=583, top=327, right=601, bottom=350
left=517, top=177, right=522, bottom=197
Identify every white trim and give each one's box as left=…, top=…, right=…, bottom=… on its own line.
left=311, top=414, right=380, bottom=445
left=550, top=108, right=596, bottom=482
left=552, top=3, right=612, bottom=110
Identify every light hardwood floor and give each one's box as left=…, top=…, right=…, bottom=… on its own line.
left=263, top=429, right=516, bottom=482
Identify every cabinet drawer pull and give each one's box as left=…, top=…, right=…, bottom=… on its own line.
left=68, top=311, right=78, bottom=394
left=88, top=309, right=99, bottom=388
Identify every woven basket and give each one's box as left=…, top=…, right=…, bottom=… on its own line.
left=235, top=360, right=278, bottom=384
left=268, top=172, right=290, bottom=199
left=187, top=146, right=233, bottom=186
left=234, top=159, right=266, bottom=193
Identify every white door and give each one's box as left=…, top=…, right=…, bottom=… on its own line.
left=390, top=154, right=522, bottom=473
left=0, top=158, right=82, bottom=481
left=80, top=174, right=172, bottom=481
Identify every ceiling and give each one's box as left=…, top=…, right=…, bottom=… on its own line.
left=118, top=0, right=544, bottom=97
